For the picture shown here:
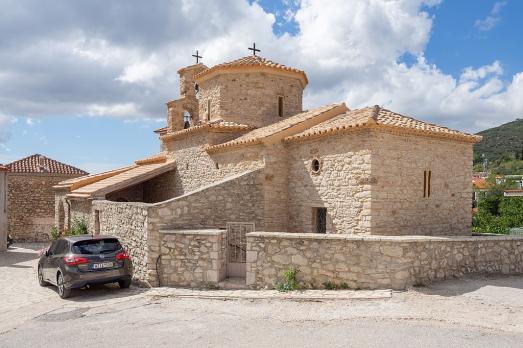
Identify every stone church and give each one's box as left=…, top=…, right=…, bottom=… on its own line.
left=52, top=53, right=499, bottom=289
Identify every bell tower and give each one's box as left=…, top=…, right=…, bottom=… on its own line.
left=166, top=59, right=208, bottom=132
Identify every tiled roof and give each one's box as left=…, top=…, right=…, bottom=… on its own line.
left=195, top=56, right=308, bottom=86
left=473, top=177, right=491, bottom=190
left=285, top=106, right=482, bottom=143
left=206, top=103, right=347, bottom=153
left=161, top=120, right=255, bottom=141
left=68, top=161, right=176, bottom=199
left=134, top=153, right=167, bottom=165
left=6, top=154, right=88, bottom=175
left=154, top=126, right=167, bottom=135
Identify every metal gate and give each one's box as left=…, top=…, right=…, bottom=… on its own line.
left=226, top=222, right=255, bottom=278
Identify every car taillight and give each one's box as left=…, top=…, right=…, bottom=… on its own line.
left=64, top=254, right=89, bottom=266
left=116, top=250, right=130, bottom=261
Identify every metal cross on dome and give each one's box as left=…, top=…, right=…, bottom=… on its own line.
left=192, top=50, right=202, bottom=64
left=248, top=42, right=260, bottom=56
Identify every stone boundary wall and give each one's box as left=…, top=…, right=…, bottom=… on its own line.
left=91, top=169, right=263, bottom=286
left=92, top=200, right=152, bottom=282
left=246, top=232, right=523, bottom=290
left=158, top=229, right=227, bottom=287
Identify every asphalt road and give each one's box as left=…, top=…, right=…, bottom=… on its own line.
left=1, top=244, right=523, bottom=347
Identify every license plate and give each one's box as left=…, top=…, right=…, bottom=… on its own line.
left=91, top=262, right=113, bottom=269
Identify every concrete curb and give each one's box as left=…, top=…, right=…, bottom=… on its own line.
left=149, top=288, right=393, bottom=301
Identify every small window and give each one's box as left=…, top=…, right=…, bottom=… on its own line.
left=278, top=96, right=284, bottom=117
left=311, top=158, right=321, bottom=173
left=423, top=170, right=432, bottom=198
left=312, top=207, right=327, bottom=234
left=186, top=163, right=189, bottom=170
left=207, top=100, right=211, bottom=121
left=215, top=162, right=219, bottom=169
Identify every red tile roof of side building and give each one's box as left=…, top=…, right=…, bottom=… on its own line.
left=472, top=177, right=492, bottom=190
left=6, top=154, right=88, bottom=175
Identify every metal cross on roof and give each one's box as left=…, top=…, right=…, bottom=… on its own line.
left=248, top=42, right=260, bottom=56
left=192, top=50, right=202, bottom=64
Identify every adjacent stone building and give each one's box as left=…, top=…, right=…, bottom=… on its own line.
left=1, top=154, right=87, bottom=242
left=52, top=54, right=520, bottom=290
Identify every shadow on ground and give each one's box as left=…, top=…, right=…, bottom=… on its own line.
left=0, top=249, right=40, bottom=267
left=412, top=274, right=523, bottom=296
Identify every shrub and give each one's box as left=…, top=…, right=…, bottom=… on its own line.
left=70, top=218, right=88, bottom=236
left=50, top=227, right=60, bottom=240
left=275, top=267, right=300, bottom=292
left=322, top=280, right=338, bottom=290
left=340, top=282, right=349, bottom=289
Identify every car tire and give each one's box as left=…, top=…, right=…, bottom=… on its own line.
left=38, top=266, right=48, bottom=287
left=118, top=278, right=132, bottom=289
left=57, top=272, right=71, bottom=299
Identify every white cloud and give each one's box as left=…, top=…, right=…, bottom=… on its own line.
left=116, top=55, right=163, bottom=85
left=0, top=0, right=521, bottom=142
left=475, top=1, right=507, bottom=32
left=87, top=103, right=140, bottom=118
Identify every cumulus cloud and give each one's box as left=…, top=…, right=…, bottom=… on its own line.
left=0, top=0, right=521, bottom=143
left=475, top=1, right=507, bottom=32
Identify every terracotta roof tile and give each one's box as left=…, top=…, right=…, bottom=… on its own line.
left=286, top=106, right=482, bottom=143
left=161, top=120, right=255, bottom=141
left=195, top=55, right=308, bottom=86
left=68, top=161, right=175, bottom=199
left=473, top=177, right=492, bottom=190
left=206, top=103, right=347, bottom=153
left=6, top=154, right=88, bottom=175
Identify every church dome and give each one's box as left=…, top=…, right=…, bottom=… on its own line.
left=194, top=55, right=308, bottom=87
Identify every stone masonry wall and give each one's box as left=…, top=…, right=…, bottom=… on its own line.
left=246, top=232, right=523, bottom=290
left=82, top=169, right=264, bottom=285
left=371, top=131, right=473, bottom=236
left=198, top=72, right=304, bottom=128
left=92, top=200, right=151, bottom=283
left=148, top=169, right=264, bottom=232
left=69, top=199, right=93, bottom=232
left=158, top=229, right=227, bottom=287
left=165, top=132, right=264, bottom=196
left=286, top=130, right=373, bottom=234
left=7, top=173, right=79, bottom=241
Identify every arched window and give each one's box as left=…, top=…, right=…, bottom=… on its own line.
left=183, top=111, right=191, bottom=129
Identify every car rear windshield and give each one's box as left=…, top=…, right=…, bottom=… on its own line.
left=72, top=239, right=122, bottom=255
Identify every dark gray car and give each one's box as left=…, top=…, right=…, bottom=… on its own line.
left=37, top=235, right=133, bottom=298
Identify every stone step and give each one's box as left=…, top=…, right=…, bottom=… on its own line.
left=218, top=277, right=247, bottom=290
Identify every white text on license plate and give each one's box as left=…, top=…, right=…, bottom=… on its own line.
left=93, top=262, right=113, bottom=269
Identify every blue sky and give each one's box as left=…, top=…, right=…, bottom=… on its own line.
left=0, top=0, right=521, bottom=173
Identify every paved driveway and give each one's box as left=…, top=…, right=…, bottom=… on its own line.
left=1, top=244, right=523, bottom=347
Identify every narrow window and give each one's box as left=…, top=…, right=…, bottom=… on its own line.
left=207, top=100, right=211, bottom=121
left=313, top=207, right=327, bottom=234
left=278, top=96, right=284, bottom=117
left=215, top=162, right=219, bottom=169
left=423, top=171, right=427, bottom=198
left=423, top=170, right=432, bottom=198
left=428, top=170, right=432, bottom=197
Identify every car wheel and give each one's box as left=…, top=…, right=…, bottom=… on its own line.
left=118, top=279, right=132, bottom=289
left=57, top=272, right=71, bottom=299
left=38, top=266, right=48, bottom=287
